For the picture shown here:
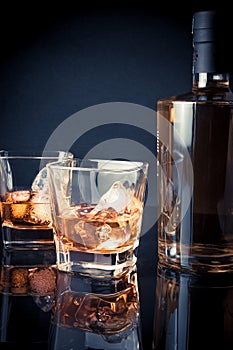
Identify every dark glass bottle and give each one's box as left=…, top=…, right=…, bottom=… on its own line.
left=157, top=10, right=233, bottom=273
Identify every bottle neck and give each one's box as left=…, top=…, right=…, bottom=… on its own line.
left=192, top=72, right=230, bottom=90
left=192, top=11, right=232, bottom=91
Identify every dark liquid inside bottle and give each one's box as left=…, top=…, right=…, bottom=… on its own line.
left=157, top=90, right=233, bottom=272
left=193, top=103, right=233, bottom=243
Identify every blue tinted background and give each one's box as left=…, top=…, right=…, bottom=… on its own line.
left=0, top=1, right=229, bottom=349
left=0, top=2, right=194, bottom=152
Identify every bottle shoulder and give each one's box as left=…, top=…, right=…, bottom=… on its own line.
left=157, top=91, right=194, bottom=104
left=157, top=89, right=233, bottom=106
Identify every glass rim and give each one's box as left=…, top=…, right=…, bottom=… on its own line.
left=47, top=158, right=149, bottom=173
left=0, top=150, right=73, bottom=160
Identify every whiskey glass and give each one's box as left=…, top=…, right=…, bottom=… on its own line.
left=0, top=150, right=73, bottom=249
left=47, top=158, right=148, bottom=277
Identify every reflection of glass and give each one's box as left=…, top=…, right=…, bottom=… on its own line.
left=0, top=247, right=56, bottom=344
left=0, top=150, right=73, bottom=249
left=47, top=159, right=148, bottom=277
left=49, top=267, right=143, bottom=349
left=152, top=263, right=233, bottom=350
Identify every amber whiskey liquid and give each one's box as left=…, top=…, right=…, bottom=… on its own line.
left=1, top=190, right=54, bottom=248
left=55, top=197, right=143, bottom=275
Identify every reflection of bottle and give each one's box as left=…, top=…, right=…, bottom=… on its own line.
left=157, top=10, right=233, bottom=273
left=152, top=263, right=233, bottom=350
left=49, top=268, right=143, bottom=350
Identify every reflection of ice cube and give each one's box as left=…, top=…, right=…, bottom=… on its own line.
left=91, top=181, right=132, bottom=214
left=33, top=295, right=55, bottom=312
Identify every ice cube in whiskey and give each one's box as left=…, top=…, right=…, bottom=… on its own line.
left=1, top=190, right=54, bottom=248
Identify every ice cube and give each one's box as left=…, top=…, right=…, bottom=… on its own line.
left=96, top=237, right=123, bottom=250
left=31, top=167, right=48, bottom=193
left=30, top=180, right=51, bottom=224
left=0, top=158, right=13, bottom=196
left=31, top=167, right=50, bottom=214
left=32, top=168, right=50, bottom=203
left=91, top=181, right=132, bottom=214
left=9, top=190, right=31, bottom=203
left=30, top=190, right=49, bottom=204
left=28, top=203, right=51, bottom=225
left=61, top=207, right=77, bottom=219
left=96, top=224, right=112, bottom=241
left=74, top=220, right=100, bottom=249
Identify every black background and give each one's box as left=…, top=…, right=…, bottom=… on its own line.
left=0, top=1, right=231, bottom=349
left=0, top=1, right=228, bottom=153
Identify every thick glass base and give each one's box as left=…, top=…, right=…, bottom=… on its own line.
left=2, top=226, right=54, bottom=250
left=56, top=246, right=138, bottom=278
left=1, top=246, right=56, bottom=267
left=158, top=242, right=233, bottom=274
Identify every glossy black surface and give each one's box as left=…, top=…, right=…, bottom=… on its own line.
left=1, top=225, right=233, bottom=349
left=0, top=3, right=232, bottom=350
left=152, top=264, right=233, bottom=350
left=0, top=225, right=158, bottom=350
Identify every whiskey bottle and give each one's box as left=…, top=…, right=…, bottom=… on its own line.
left=157, top=10, right=233, bottom=273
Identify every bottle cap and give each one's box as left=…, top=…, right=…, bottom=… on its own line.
left=192, top=10, right=231, bottom=74
left=192, top=10, right=216, bottom=43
